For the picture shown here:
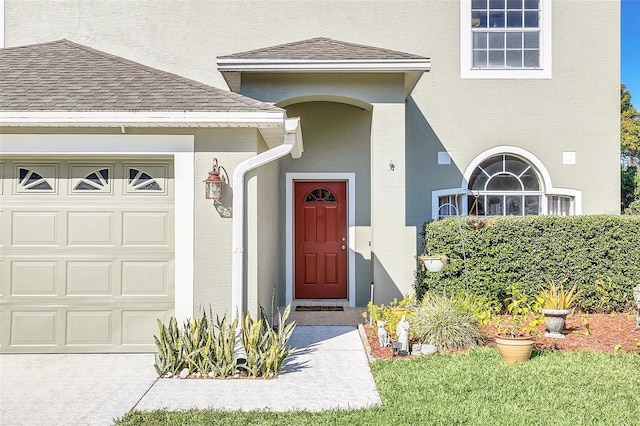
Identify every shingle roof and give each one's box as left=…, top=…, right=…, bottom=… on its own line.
left=219, top=37, right=428, bottom=61
left=0, top=39, right=281, bottom=112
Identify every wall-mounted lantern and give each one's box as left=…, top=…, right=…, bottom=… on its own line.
left=203, top=158, right=225, bottom=201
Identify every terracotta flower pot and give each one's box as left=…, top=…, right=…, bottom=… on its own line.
left=541, top=308, right=571, bottom=338
left=495, top=336, right=534, bottom=364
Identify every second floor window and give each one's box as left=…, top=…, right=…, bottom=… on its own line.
left=471, top=0, right=541, bottom=69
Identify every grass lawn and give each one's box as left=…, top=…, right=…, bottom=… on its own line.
left=116, top=349, right=639, bottom=425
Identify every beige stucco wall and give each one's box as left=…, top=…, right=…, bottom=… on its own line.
left=405, top=0, right=621, bottom=221
left=3, top=0, right=621, bottom=306
left=4, top=1, right=621, bottom=221
left=250, top=138, right=281, bottom=317
left=192, top=128, right=262, bottom=318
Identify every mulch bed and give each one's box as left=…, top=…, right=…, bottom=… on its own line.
left=364, top=313, right=640, bottom=360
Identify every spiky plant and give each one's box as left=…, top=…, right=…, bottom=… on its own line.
left=181, top=313, right=212, bottom=375
left=538, top=280, right=580, bottom=309
left=153, top=304, right=295, bottom=379
left=263, top=305, right=296, bottom=376
left=154, top=316, right=184, bottom=376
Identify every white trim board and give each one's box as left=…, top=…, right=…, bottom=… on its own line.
left=0, top=134, right=195, bottom=323
left=285, top=173, right=356, bottom=307
left=0, top=110, right=285, bottom=124
left=217, top=59, right=431, bottom=72
left=0, top=0, right=5, bottom=49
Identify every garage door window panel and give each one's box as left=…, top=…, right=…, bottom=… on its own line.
left=71, top=166, right=111, bottom=193
left=16, top=165, right=57, bottom=193
left=126, top=165, right=166, bottom=194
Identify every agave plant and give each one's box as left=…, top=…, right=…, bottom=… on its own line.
left=538, top=280, right=580, bottom=310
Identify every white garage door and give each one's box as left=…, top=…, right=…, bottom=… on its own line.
left=0, top=157, right=175, bottom=353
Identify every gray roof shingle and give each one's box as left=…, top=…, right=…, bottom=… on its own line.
left=219, top=37, right=428, bottom=61
left=0, top=39, right=281, bottom=112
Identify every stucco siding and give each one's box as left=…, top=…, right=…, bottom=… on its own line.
left=193, top=128, right=261, bottom=317
left=4, top=0, right=619, bottom=220
left=3, top=0, right=620, bottom=311
left=408, top=0, right=620, bottom=218
left=241, top=74, right=406, bottom=106
left=252, top=137, right=281, bottom=318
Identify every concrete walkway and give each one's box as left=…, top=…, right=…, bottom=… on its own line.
left=0, top=353, right=157, bottom=426
left=0, top=326, right=380, bottom=425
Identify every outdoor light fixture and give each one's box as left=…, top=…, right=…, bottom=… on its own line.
left=204, top=158, right=225, bottom=201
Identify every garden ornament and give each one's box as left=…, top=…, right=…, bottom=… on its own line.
left=377, top=320, right=390, bottom=348
left=634, top=284, right=640, bottom=331
left=396, top=315, right=410, bottom=352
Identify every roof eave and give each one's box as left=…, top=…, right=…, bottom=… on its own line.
left=217, top=58, right=431, bottom=98
left=217, top=58, right=431, bottom=72
left=0, top=110, right=288, bottom=147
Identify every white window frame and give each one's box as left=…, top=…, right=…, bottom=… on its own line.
left=432, top=146, right=581, bottom=219
left=460, top=0, right=552, bottom=79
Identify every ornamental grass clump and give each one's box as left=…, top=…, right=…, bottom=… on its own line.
left=411, top=292, right=484, bottom=351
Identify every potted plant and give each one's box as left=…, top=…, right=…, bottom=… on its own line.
left=538, top=280, right=579, bottom=338
left=419, top=253, right=448, bottom=272
left=494, top=285, right=543, bottom=364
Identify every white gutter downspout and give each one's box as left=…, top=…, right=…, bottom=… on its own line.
left=231, top=117, right=303, bottom=320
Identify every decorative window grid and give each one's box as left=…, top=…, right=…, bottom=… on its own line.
left=16, top=166, right=57, bottom=193
left=548, top=195, right=573, bottom=216
left=305, top=188, right=336, bottom=203
left=471, top=0, right=541, bottom=69
left=125, top=165, right=166, bottom=194
left=437, top=154, right=574, bottom=218
left=71, top=166, right=111, bottom=193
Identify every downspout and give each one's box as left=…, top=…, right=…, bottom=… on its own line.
left=231, top=117, right=302, bottom=321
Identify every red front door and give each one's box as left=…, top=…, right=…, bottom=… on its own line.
left=294, top=181, right=347, bottom=299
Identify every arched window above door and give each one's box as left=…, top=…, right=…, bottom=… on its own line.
left=305, top=187, right=336, bottom=203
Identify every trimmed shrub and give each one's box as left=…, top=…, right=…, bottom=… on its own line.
left=416, top=215, right=640, bottom=313
left=411, top=293, right=484, bottom=351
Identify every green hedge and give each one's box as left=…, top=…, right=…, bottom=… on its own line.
left=416, top=215, right=640, bottom=312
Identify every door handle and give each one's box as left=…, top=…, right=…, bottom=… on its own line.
left=341, top=245, right=346, bottom=250
left=341, top=237, right=346, bottom=241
